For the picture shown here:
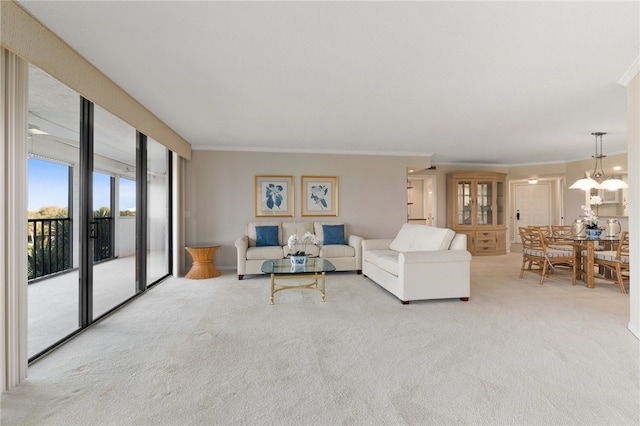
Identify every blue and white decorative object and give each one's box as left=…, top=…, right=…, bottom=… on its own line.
left=585, top=228, right=602, bottom=239
left=290, top=255, right=307, bottom=266
left=581, top=197, right=603, bottom=240
left=287, top=231, right=319, bottom=266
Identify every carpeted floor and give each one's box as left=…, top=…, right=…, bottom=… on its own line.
left=2, top=253, right=639, bottom=425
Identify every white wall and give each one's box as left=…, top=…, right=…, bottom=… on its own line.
left=183, top=151, right=418, bottom=271
left=626, top=72, right=639, bottom=339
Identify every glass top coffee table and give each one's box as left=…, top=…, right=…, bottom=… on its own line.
left=261, top=258, right=336, bottom=304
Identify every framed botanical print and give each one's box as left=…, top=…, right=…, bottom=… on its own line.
left=255, top=175, right=294, bottom=217
left=301, top=176, right=338, bottom=217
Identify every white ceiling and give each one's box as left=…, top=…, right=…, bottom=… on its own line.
left=17, top=1, right=640, bottom=165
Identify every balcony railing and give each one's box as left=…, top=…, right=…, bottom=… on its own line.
left=28, top=218, right=72, bottom=280
left=28, top=216, right=115, bottom=280
left=93, top=217, right=114, bottom=262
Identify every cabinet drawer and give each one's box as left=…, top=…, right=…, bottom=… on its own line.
left=476, top=239, right=496, bottom=248
left=475, top=231, right=496, bottom=248
left=475, top=245, right=496, bottom=254
left=476, top=231, right=496, bottom=239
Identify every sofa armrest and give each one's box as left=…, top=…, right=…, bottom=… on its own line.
left=348, top=234, right=364, bottom=269
left=235, top=236, right=249, bottom=276
left=398, top=250, right=471, bottom=300
left=348, top=234, right=363, bottom=248
left=449, top=234, right=467, bottom=250
left=362, top=239, right=393, bottom=251
left=400, top=250, right=472, bottom=264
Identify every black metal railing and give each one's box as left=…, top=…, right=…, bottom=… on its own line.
left=92, top=217, right=114, bottom=262
left=28, top=218, right=72, bottom=280
left=28, top=216, right=115, bottom=280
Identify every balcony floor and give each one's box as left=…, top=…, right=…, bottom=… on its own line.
left=28, top=254, right=167, bottom=357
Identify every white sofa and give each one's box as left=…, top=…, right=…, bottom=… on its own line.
left=235, top=221, right=363, bottom=280
left=362, top=223, right=472, bottom=304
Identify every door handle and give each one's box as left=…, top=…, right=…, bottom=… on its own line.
left=516, top=210, right=520, bottom=220
left=90, top=221, right=98, bottom=239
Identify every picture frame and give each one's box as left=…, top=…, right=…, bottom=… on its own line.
left=301, top=176, right=338, bottom=217
left=255, top=175, right=294, bottom=217
left=589, top=187, right=620, bottom=204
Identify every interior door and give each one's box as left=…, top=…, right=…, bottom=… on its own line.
left=407, top=175, right=437, bottom=225
left=424, top=176, right=437, bottom=226
left=514, top=182, right=551, bottom=242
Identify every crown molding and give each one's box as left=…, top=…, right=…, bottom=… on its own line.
left=191, top=144, right=433, bottom=158
left=619, top=56, right=640, bottom=86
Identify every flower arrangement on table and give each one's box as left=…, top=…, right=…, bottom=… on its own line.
left=581, top=195, right=602, bottom=230
left=287, top=231, right=320, bottom=257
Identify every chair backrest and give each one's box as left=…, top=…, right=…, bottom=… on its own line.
left=617, top=231, right=629, bottom=261
left=529, top=225, right=552, bottom=238
left=552, top=225, right=573, bottom=240
left=519, top=227, right=544, bottom=251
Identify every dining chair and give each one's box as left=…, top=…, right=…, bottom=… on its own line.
left=520, top=227, right=577, bottom=286
left=529, top=225, right=552, bottom=238
left=549, top=225, right=575, bottom=252
left=551, top=225, right=573, bottom=241
left=593, top=231, right=629, bottom=293
left=519, top=227, right=545, bottom=280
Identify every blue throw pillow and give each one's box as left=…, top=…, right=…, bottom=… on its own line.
left=256, top=225, right=279, bottom=247
left=322, top=224, right=345, bottom=245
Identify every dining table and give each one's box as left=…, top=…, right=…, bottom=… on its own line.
left=571, top=235, right=620, bottom=288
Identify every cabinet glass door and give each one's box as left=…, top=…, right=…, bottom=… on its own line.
left=496, top=181, right=504, bottom=225
left=476, top=181, right=493, bottom=225
left=456, top=181, right=473, bottom=225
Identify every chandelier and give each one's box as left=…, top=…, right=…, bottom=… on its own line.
left=569, top=132, right=628, bottom=191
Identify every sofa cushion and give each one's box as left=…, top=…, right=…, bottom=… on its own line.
left=364, top=249, right=399, bottom=277
left=389, top=224, right=455, bottom=252
left=284, top=244, right=320, bottom=258
left=247, top=221, right=282, bottom=247
left=255, top=225, right=279, bottom=247
left=320, top=244, right=354, bottom=258
left=322, top=224, right=345, bottom=245
left=282, top=222, right=315, bottom=241
left=246, top=246, right=285, bottom=260
left=314, top=222, right=346, bottom=245
left=375, top=254, right=400, bottom=277
left=363, top=249, right=386, bottom=264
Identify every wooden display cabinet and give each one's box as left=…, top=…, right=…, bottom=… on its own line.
left=447, top=172, right=507, bottom=255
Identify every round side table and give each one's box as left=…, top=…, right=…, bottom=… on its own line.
left=185, top=244, right=221, bottom=279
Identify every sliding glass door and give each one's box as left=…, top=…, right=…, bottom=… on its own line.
left=27, top=64, right=172, bottom=361
left=92, top=105, right=138, bottom=319
left=147, top=137, right=170, bottom=285
left=27, top=66, right=81, bottom=356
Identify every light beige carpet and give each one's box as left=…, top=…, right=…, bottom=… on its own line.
left=2, top=253, right=639, bottom=425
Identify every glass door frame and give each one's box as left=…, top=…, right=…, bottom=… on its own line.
left=79, top=97, right=94, bottom=326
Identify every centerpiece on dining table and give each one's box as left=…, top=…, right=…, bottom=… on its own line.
left=581, top=195, right=603, bottom=239
left=287, top=231, right=320, bottom=266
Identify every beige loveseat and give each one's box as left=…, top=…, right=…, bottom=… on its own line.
left=235, top=221, right=363, bottom=280
left=362, top=223, right=471, bottom=304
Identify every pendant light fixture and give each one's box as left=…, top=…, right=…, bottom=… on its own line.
left=569, top=132, right=628, bottom=191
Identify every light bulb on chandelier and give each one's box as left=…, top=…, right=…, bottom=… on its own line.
left=569, top=132, right=628, bottom=191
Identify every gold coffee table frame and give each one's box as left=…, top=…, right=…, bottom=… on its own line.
left=261, top=258, right=336, bottom=304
